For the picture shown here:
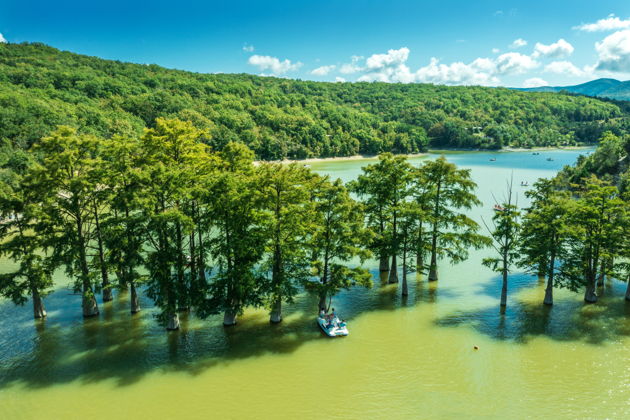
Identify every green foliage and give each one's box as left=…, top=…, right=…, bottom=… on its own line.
left=0, top=42, right=627, bottom=162
left=422, top=156, right=490, bottom=279
left=307, top=178, right=373, bottom=307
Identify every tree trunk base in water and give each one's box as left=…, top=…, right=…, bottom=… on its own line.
left=584, top=288, right=598, bottom=303
left=270, top=311, right=282, bottom=323
left=82, top=295, right=99, bottom=318
left=33, top=292, right=46, bottom=319
left=223, top=311, right=237, bottom=326
left=130, top=284, right=141, bottom=314
left=166, top=313, right=180, bottom=330
left=379, top=256, right=389, bottom=272
left=102, top=288, right=113, bottom=303
left=626, top=278, right=630, bottom=301
left=543, top=292, right=553, bottom=306
left=428, top=266, right=438, bottom=282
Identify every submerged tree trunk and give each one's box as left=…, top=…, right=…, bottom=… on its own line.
left=625, top=275, right=630, bottom=301
left=402, top=247, right=408, bottom=296
left=428, top=251, right=438, bottom=282
left=32, top=290, right=46, bottom=319
left=379, top=254, right=389, bottom=272
left=94, top=206, right=112, bottom=303
left=388, top=254, right=399, bottom=284
left=500, top=268, right=508, bottom=307
left=270, top=298, right=282, bottom=323
left=130, top=282, right=141, bottom=314
left=584, top=274, right=598, bottom=303
left=82, top=292, right=99, bottom=317
left=543, top=251, right=555, bottom=306
left=223, top=310, right=237, bottom=326
left=597, top=260, right=606, bottom=287
left=166, top=312, right=180, bottom=330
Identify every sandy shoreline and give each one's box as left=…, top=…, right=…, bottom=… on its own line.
left=254, top=146, right=593, bottom=165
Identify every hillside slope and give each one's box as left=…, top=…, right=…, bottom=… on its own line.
left=520, top=78, right=630, bottom=101
left=1, top=43, right=628, bottom=159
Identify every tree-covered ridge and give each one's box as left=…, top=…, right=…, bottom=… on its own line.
left=1, top=42, right=628, bottom=159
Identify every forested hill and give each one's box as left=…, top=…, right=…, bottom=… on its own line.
left=1, top=42, right=629, bottom=160
left=520, top=78, right=630, bottom=101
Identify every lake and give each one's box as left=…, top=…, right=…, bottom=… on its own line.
left=2, top=148, right=629, bottom=419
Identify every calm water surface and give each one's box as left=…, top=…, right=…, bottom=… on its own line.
left=2, top=148, right=630, bottom=419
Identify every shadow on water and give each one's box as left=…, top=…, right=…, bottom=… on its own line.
left=0, top=267, right=440, bottom=390
left=435, top=273, right=630, bottom=345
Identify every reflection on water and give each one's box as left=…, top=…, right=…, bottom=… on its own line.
left=3, top=148, right=630, bottom=418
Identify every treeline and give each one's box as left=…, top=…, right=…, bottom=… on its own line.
left=2, top=124, right=629, bottom=330
left=1, top=42, right=628, bottom=161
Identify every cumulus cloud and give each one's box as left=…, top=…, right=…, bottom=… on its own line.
left=242, top=44, right=255, bottom=53
left=574, top=14, right=630, bottom=32
left=415, top=58, right=499, bottom=86
left=339, top=55, right=364, bottom=74
left=311, top=65, right=336, bottom=76
left=492, top=48, right=500, bottom=54
left=523, top=78, right=549, bottom=88
left=0, top=33, right=6, bottom=43
left=510, top=38, right=527, bottom=49
left=532, top=39, right=574, bottom=58
left=248, top=55, right=302, bottom=75
left=544, top=61, right=585, bottom=77
left=335, top=77, right=346, bottom=83
left=365, top=47, right=410, bottom=69
left=495, top=52, right=539, bottom=74
left=595, top=30, right=630, bottom=72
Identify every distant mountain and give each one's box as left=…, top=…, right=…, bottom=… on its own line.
left=520, top=78, right=630, bottom=101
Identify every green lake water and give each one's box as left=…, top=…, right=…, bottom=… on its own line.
left=2, top=148, right=630, bottom=419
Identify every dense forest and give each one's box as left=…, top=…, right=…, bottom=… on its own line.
left=1, top=117, right=629, bottom=329
left=1, top=42, right=629, bottom=160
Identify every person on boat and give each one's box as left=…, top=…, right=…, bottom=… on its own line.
left=319, top=307, right=326, bottom=318
left=331, top=308, right=336, bottom=320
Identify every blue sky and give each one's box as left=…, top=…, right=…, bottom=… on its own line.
left=2, top=1, right=630, bottom=87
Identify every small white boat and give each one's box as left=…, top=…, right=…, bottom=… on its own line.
left=317, top=315, right=348, bottom=337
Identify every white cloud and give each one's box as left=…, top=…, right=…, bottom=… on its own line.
left=544, top=61, right=585, bottom=77
left=335, top=77, right=346, bottom=83
left=523, top=78, right=549, bottom=88
left=532, top=39, right=574, bottom=58
left=339, top=55, right=364, bottom=74
left=574, top=14, right=630, bottom=32
left=247, top=55, right=302, bottom=75
left=510, top=38, right=527, bottom=49
left=595, top=29, right=630, bottom=72
left=365, top=47, right=410, bottom=69
left=0, top=33, right=6, bottom=43
left=492, top=48, right=500, bottom=54
left=415, top=58, right=499, bottom=86
left=242, top=44, right=255, bottom=53
left=495, top=52, right=539, bottom=74
left=311, top=65, right=336, bottom=76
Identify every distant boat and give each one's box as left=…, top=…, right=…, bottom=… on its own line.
left=532, top=152, right=540, bottom=155
left=489, top=158, right=496, bottom=162
left=546, top=157, right=554, bottom=161
left=493, top=204, right=505, bottom=212
left=520, top=181, right=529, bottom=186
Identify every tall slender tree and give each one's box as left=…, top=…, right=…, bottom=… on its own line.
left=519, top=179, right=570, bottom=305
left=258, top=163, right=317, bottom=323
left=0, top=151, right=54, bottom=318
left=308, top=177, right=373, bottom=310
left=200, top=142, right=267, bottom=326
left=422, top=156, right=489, bottom=281
left=556, top=176, right=626, bottom=303
left=140, top=118, right=209, bottom=329
left=31, top=126, right=102, bottom=317
left=349, top=153, right=412, bottom=283
left=483, top=180, right=521, bottom=307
